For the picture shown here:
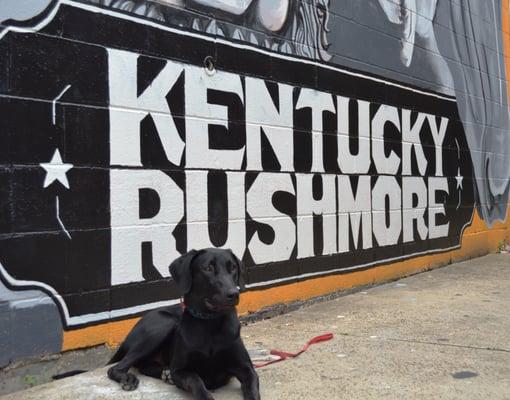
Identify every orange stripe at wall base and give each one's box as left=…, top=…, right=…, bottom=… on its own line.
left=62, top=317, right=141, bottom=351
left=62, top=207, right=509, bottom=352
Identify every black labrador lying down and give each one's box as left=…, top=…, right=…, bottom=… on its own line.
left=107, top=248, right=260, bottom=400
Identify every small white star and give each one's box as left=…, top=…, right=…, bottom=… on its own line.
left=455, top=167, right=463, bottom=190
left=40, top=149, right=73, bottom=189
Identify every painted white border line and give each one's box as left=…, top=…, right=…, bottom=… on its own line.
left=0, top=259, right=180, bottom=325
left=247, top=209, right=475, bottom=289
left=247, top=244, right=462, bottom=288
left=0, top=0, right=456, bottom=102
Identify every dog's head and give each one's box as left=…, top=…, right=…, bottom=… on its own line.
left=169, top=248, right=245, bottom=315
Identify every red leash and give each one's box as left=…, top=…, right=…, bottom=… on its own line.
left=253, top=333, right=334, bottom=368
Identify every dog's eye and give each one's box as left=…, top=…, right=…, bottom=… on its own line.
left=203, top=264, right=214, bottom=273
left=228, top=264, right=237, bottom=273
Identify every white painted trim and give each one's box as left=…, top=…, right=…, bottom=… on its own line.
left=0, top=259, right=180, bottom=325
left=247, top=210, right=475, bottom=289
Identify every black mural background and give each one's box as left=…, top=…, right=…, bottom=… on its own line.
left=0, top=2, right=477, bottom=328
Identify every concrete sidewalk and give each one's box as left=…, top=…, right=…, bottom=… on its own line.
left=2, top=254, right=509, bottom=400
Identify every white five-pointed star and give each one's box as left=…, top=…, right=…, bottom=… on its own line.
left=455, top=167, right=463, bottom=190
left=40, top=149, right=73, bottom=189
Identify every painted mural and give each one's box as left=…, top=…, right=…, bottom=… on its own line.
left=0, top=0, right=508, bottom=366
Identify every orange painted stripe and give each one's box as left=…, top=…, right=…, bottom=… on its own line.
left=63, top=206, right=509, bottom=352
left=63, top=317, right=140, bottom=351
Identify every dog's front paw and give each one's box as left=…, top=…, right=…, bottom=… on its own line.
left=161, top=369, right=173, bottom=384
left=120, top=372, right=139, bottom=391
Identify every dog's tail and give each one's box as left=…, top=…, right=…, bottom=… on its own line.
left=52, top=370, right=87, bottom=379
left=53, top=345, right=124, bottom=380
left=107, top=344, right=126, bottom=365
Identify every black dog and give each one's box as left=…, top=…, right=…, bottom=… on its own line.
left=107, top=248, right=260, bottom=400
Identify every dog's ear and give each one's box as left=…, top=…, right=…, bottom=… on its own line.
left=169, top=250, right=199, bottom=295
left=228, top=249, right=246, bottom=291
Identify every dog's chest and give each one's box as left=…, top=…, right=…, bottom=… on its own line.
left=187, top=328, right=236, bottom=354
left=188, top=345, right=229, bottom=368
left=174, top=321, right=240, bottom=363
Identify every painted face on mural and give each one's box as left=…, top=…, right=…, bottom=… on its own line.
left=375, top=0, right=454, bottom=94
left=187, top=0, right=290, bottom=32
left=84, top=0, right=331, bottom=60
left=183, top=0, right=330, bottom=60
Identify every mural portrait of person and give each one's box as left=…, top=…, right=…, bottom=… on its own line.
left=439, top=0, right=510, bottom=225
left=376, top=0, right=454, bottom=90
left=375, top=0, right=510, bottom=225
left=90, top=0, right=332, bottom=60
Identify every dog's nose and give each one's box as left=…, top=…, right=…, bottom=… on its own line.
left=226, top=288, right=240, bottom=302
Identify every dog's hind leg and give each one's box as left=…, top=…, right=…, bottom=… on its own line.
left=107, top=308, right=179, bottom=390
left=107, top=353, right=141, bottom=391
left=107, top=338, right=164, bottom=391
left=107, top=335, right=171, bottom=390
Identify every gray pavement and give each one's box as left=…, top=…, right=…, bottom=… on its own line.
left=1, top=254, right=509, bottom=400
